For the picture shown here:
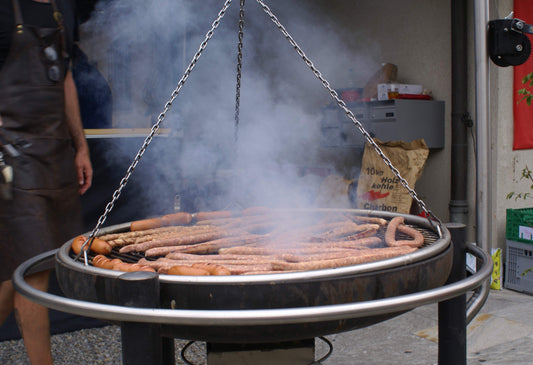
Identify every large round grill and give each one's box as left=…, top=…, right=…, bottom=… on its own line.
left=54, top=209, right=452, bottom=343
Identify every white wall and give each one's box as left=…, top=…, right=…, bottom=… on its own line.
left=489, top=0, right=533, bottom=251
left=79, top=0, right=460, bottom=232
left=79, top=0, right=531, bottom=251
left=326, top=0, right=529, bottom=251
left=317, top=0, right=452, bottom=221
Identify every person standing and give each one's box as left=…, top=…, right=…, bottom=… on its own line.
left=0, top=0, right=92, bottom=363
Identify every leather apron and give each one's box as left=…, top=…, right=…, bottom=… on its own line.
left=0, top=0, right=83, bottom=281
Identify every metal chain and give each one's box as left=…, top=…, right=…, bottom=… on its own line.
left=78, top=0, right=234, bottom=263
left=234, top=0, right=246, bottom=148
left=255, top=0, right=441, bottom=229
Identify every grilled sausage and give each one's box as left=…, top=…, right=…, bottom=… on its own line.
left=161, top=212, right=193, bottom=226
left=350, top=215, right=388, bottom=227
left=119, top=230, right=244, bottom=254
left=167, top=265, right=210, bottom=276
left=71, top=236, right=112, bottom=255
left=385, top=216, right=424, bottom=248
left=241, top=206, right=271, bottom=216
left=148, top=234, right=263, bottom=256
left=191, top=263, right=231, bottom=275
left=314, top=223, right=380, bottom=241
left=272, top=246, right=417, bottom=271
left=92, top=254, right=109, bottom=267
left=195, top=211, right=233, bottom=221
left=91, top=237, right=113, bottom=254
left=128, top=264, right=156, bottom=272
left=130, top=218, right=163, bottom=231
left=71, top=235, right=88, bottom=254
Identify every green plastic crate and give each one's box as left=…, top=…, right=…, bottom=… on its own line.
left=506, top=208, right=533, bottom=244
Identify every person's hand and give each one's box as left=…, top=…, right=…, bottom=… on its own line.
left=75, top=148, right=92, bottom=195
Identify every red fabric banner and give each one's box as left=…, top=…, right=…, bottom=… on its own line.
left=514, top=0, right=533, bottom=150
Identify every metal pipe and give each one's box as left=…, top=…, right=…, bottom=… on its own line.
left=473, top=1, right=492, bottom=254
left=472, top=0, right=492, bottom=317
left=466, top=280, right=491, bottom=323
left=449, top=0, right=469, bottom=224
left=12, top=244, right=492, bottom=326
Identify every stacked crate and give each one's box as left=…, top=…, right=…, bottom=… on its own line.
left=505, top=208, right=533, bottom=294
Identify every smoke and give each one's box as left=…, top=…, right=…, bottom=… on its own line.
left=79, top=0, right=379, bottom=215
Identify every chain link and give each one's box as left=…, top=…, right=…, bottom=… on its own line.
left=81, top=0, right=442, bottom=261
left=255, top=0, right=441, bottom=228
left=77, top=0, right=234, bottom=263
left=234, top=0, right=246, bottom=148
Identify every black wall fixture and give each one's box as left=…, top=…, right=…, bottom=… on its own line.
left=489, top=18, right=532, bottom=67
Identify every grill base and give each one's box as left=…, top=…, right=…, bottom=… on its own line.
left=206, top=340, right=315, bottom=365
left=13, top=223, right=494, bottom=365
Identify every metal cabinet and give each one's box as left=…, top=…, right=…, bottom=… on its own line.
left=320, top=99, right=445, bottom=149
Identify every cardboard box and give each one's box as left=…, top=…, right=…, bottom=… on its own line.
left=377, top=83, right=395, bottom=100
left=398, top=84, right=423, bottom=95
left=377, top=83, right=423, bottom=100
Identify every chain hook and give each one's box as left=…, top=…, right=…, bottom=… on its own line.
left=255, top=0, right=441, bottom=230
left=84, top=0, right=234, bottom=243
left=234, top=0, right=246, bottom=155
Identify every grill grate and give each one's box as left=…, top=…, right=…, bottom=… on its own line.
left=69, top=217, right=440, bottom=269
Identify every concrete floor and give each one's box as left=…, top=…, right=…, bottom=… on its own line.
left=322, top=288, right=533, bottom=365
left=1, top=288, right=532, bottom=364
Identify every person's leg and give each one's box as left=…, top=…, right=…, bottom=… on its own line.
left=14, top=270, right=53, bottom=365
left=0, top=279, right=15, bottom=325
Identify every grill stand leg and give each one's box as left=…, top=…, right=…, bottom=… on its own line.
left=117, top=271, right=175, bottom=365
left=438, top=223, right=467, bottom=365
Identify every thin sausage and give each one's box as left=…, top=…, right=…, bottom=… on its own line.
left=241, top=206, right=271, bottom=216
left=112, top=262, right=131, bottom=272
left=349, top=215, right=388, bottom=227
left=281, top=251, right=369, bottom=263
left=218, top=245, right=356, bottom=256
left=271, top=246, right=417, bottom=271
left=165, top=252, right=281, bottom=261
left=242, top=270, right=299, bottom=275
left=314, top=223, right=380, bottom=241
left=314, top=236, right=383, bottom=249
left=195, top=211, right=233, bottom=221
left=109, top=225, right=216, bottom=247
left=161, top=212, right=193, bottom=226
left=144, top=234, right=263, bottom=257
left=167, top=265, right=210, bottom=276
left=385, top=216, right=424, bottom=248
left=191, top=263, right=231, bottom=275
left=195, top=217, right=241, bottom=226
left=119, top=229, right=244, bottom=254
left=130, top=218, right=163, bottom=231
left=128, top=264, right=156, bottom=272
left=222, top=263, right=273, bottom=275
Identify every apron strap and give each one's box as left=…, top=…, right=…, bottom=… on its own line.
left=10, top=0, right=68, bottom=58
left=11, top=0, right=24, bottom=34
left=50, top=0, right=68, bottom=58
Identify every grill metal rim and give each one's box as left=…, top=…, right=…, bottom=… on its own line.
left=57, top=209, right=450, bottom=284
left=15, top=243, right=490, bottom=327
